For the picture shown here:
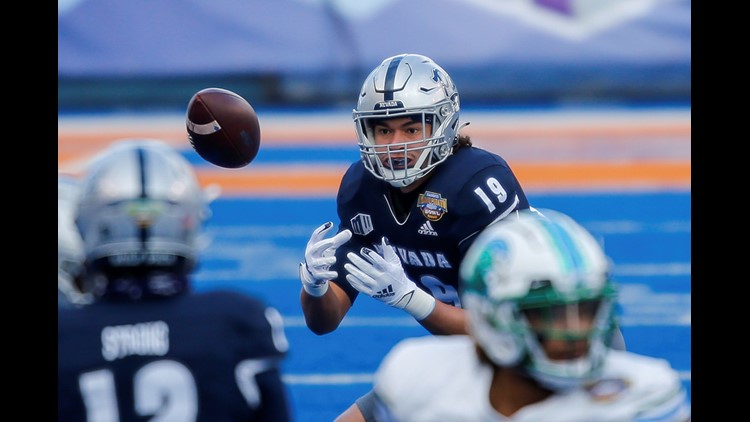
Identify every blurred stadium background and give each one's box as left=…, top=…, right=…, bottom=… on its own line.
left=58, top=0, right=690, bottom=110
left=59, top=0, right=691, bottom=420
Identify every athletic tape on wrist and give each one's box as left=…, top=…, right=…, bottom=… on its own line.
left=396, top=288, right=436, bottom=321
left=299, top=263, right=329, bottom=297
left=303, top=281, right=329, bottom=297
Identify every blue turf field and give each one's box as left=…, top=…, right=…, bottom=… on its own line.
left=58, top=106, right=690, bottom=420
left=191, top=191, right=691, bottom=421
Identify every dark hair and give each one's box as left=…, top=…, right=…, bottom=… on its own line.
left=454, top=134, right=472, bottom=151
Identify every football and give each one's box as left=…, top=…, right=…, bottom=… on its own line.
left=186, top=87, right=261, bottom=168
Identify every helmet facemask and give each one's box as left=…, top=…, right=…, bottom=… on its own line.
left=469, top=281, right=617, bottom=391
left=353, top=54, right=461, bottom=188
left=355, top=107, right=456, bottom=188
left=516, top=283, right=617, bottom=391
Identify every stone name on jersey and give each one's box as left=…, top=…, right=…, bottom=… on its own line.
left=101, top=320, right=170, bottom=361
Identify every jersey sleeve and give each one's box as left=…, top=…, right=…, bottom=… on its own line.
left=217, top=293, right=292, bottom=421
left=372, top=337, right=433, bottom=415
left=606, top=351, right=691, bottom=422
left=212, top=291, right=289, bottom=359
left=630, top=361, right=691, bottom=421
left=452, top=161, right=529, bottom=255
left=372, top=336, right=486, bottom=422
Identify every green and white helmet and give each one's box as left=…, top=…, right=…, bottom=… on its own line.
left=459, top=208, right=618, bottom=390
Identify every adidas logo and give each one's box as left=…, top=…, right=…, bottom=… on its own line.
left=372, top=285, right=396, bottom=299
left=418, top=221, right=438, bottom=236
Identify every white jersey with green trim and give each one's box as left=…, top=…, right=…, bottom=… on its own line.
left=372, top=335, right=690, bottom=422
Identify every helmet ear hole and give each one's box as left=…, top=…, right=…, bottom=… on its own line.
left=466, top=299, right=527, bottom=366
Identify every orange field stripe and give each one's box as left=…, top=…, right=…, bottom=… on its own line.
left=58, top=134, right=187, bottom=149
left=57, top=122, right=690, bottom=146
left=197, top=168, right=345, bottom=197
left=513, top=162, right=690, bottom=190
left=193, top=161, right=690, bottom=197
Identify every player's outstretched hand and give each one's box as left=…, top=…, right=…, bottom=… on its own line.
left=345, top=237, right=435, bottom=320
left=299, top=222, right=352, bottom=297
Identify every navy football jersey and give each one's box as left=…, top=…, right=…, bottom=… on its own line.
left=58, top=290, right=291, bottom=422
left=332, top=146, right=530, bottom=307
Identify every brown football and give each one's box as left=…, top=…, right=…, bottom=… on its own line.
left=186, top=87, right=260, bottom=168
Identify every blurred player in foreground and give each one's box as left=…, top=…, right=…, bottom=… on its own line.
left=58, top=139, right=292, bottom=422
left=58, top=175, right=93, bottom=308
left=370, top=209, right=690, bottom=421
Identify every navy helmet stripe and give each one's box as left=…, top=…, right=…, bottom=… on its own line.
left=136, top=147, right=149, bottom=246
left=383, top=56, right=403, bottom=101
left=137, top=147, right=147, bottom=198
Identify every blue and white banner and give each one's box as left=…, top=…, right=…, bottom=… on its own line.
left=58, top=0, right=690, bottom=95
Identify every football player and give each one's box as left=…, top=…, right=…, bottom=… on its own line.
left=58, top=139, right=292, bottom=422
left=300, top=53, right=531, bottom=335
left=300, top=53, right=532, bottom=421
left=370, top=209, right=691, bottom=421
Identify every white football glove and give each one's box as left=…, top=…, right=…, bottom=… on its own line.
left=345, top=237, right=436, bottom=320
left=299, top=221, right=352, bottom=297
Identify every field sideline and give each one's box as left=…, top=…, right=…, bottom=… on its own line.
left=58, top=106, right=690, bottom=195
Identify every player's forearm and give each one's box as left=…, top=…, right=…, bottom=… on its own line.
left=300, top=284, right=350, bottom=335
left=417, top=300, right=469, bottom=335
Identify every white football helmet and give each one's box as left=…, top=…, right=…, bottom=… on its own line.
left=58, top=175, right=92, bottom=307
left=353, top=53, right=461, bottom=188
left=460, top=209, right=618, bottom=391
left=76, top=139, right=213, bottom=300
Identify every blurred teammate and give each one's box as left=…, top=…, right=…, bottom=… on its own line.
left=370, top=209, right=690, bottom=421
left=58, top=139, right=292, bottom=422
left=58, top=175, right=92, bottom=308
